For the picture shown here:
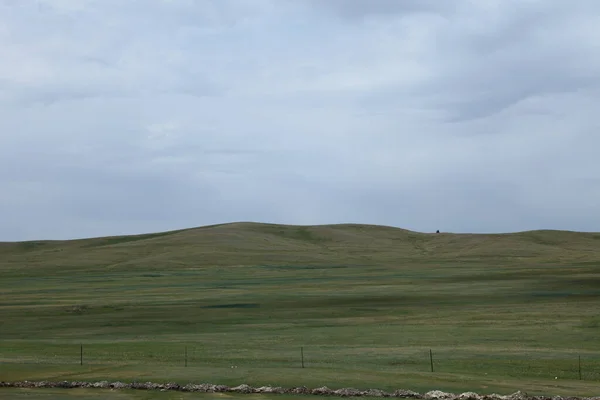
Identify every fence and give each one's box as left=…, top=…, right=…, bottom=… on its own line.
left=2, top=342, right=600, bottom=382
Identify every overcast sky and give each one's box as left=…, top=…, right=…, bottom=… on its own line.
left=1, top=0, right=600, bottom=240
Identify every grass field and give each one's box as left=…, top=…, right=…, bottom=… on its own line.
left=2, top=222, right=600, bottom=398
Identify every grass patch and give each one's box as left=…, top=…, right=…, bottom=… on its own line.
left=202, top=303, right=261, bottom=309
left=82, top=231, right=179, bottom=248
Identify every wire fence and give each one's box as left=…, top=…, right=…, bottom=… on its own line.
left=3, top=343, right=600, bottom=382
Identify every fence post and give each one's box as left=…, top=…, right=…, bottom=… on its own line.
left=430, top=349, right=434, bottom=372
left=301, top=347, right=305, bottom=368
left=80, top=344, right=83, bottom=366
left=185, top=346, right=188, bottom=367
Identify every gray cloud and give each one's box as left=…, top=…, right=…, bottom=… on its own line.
left=1, top=0, right=600, bottom=240
left=302, top=0, right=454, bottom=19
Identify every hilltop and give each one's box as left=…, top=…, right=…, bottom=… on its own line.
left=2, top=222, right=600, bottom=273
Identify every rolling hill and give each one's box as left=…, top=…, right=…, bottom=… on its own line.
left=3, top=222, right=600, bottom=396
left=2, top=222, right=600, bottom=273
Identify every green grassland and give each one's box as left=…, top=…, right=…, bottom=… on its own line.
left=2, top=222, right=600, bottom=397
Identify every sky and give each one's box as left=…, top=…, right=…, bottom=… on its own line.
left=1, top=0, right=600, bottom=241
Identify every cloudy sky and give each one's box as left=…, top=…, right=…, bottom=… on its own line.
left=1, top=0, right=600, bottom=240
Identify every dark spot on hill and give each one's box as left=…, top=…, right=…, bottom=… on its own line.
left=17, top=241, right=48, bottom=251
left=256, top=225, right=331, bottom=244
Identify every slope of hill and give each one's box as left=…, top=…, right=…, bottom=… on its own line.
left=2, top=222, right=600, bottom=273
left=3, top=222, right=600, bottom=396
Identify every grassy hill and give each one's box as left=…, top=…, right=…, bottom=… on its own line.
left=2, top=222, right=600, bottom=397
left=3, top=222, right=600, bottom=271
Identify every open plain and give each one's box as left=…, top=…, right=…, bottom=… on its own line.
left=2, top=222, right=600, bottom=398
